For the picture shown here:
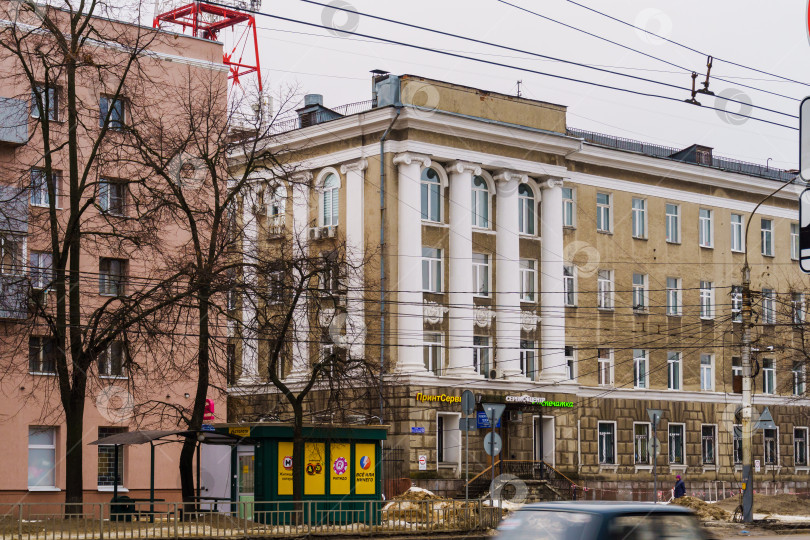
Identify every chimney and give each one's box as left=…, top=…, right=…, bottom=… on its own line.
left=303, top=94, right=323, bottom=107
left=370, top=69, right=389, bottom=107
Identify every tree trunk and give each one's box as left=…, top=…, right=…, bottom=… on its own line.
left=63, top=397, right=85, bottom=514
left=291, top=401, right=304, bottom=521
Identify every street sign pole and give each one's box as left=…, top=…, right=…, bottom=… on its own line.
left=482, top=403, right=506, bottom=506
left=653, top=414, right=658, bottom=502
left=461, top=390, right=474, bottom=504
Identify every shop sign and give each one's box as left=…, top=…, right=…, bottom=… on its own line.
left=411, top=426, right=425, bottom=434
left=415, top=392, right=461, bottom=404
left=277, top=441, right=293, bottom=496
left=355, top=443, right=376, bottom=495
left=418, top=455, right=427, bottom=470
left=330, top=443, right=350, bottom=495
left=476, top=411, right=501, bottom=429
left=229, top=426, right=250, bottom=437
left=505, top=395, right=575, bottom=408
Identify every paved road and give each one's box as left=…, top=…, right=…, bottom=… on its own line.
left=727, top=536, right=810, bottom=539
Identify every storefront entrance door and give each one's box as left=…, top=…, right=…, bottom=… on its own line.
left=533, top=416, right=555, bottom=466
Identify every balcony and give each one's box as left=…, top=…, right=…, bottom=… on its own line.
left=0, top=98, right=28, bottom=146
left=0, top=274, right=28, bottom=319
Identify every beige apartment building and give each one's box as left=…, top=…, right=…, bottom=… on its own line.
left=229, top=73, right=810, bottom=500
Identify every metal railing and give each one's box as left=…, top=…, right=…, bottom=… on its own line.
left=0, top=498, right=502, bottom=539
left=269, top=100, right=375, bottom=135
left=462, top=460, right=579, bottom=501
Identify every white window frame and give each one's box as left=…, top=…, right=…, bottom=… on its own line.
left=471, top=175, right=490, bottom=229
left=421, top=247, right=442, bottom=293
left=665, top=203, right=680, bottom=244
left=762, top=288, right=776, bottom=325
left=565, top=345, right=576, bottom=381
left=423, top=332, right=443, bottom=376
left=731, top=286, right=742, bottom=323
left=420, top=167, right=442, bottom=223
left=667, top=351, right=682, bottom=391
left=99, top=95, right=126, bottom=130
left=632, top=273, right=648, bottom=312
left=633, top=349, right=648, bottom=389
left=764, top=427, right=779, bottom=466
left=791, top=223, right=800, bottom=261
left=267, top=270, right=285, bottom=304
left=596, top=192, right=611, bottom=233
left=520, top=340, right=537, bottom=380
left=761, top=218, right=774, bottom=257
left=519, top=259, right=537, bottom=302
left=518, top=184, right=536, bottom=235
left=762, top=357, right=775, bottom=395
left=29, top=252, right=53, bottom=290
left=666, top=277, right=681, bottom=316
left=319, top=173, right=340, bottom=227
left=668, top=423, right=686, bottom=465
left=31, top=85, right=58, bottom=121
left=436, top=412, right=461, bottom=467
left=563, top=265, right=577, bottom=307
left=633, top=422, right=651, bottom=465
left=631, top=198, right=647, bottom=239
left=793, top=361, right=806, bottom=396
left=28, top=426, right=57, bottom=490
left=31, top=168, right=57, bottom=208
left=472, top=253, right=490, bottom=298
left=598, top=421, right=617, bottom=465
left=98, top=341, right=126, bottom=378
left=472, top=336, right=491, bottom=377
left=700, top=353, right=715, bottom=391
left=562, top=186, right=575, bottom=228
left=597, top=348, right=613, bottom=386
left=795, top=427, right=809, bottom=467
left=731, top=213, right=744, bottom=253
left=98, top=179, right=125, bottom=216
left=701, top=424, right=717, bottom=465
left=29, top=336, right=57, bottom=375
left=733, top=424, right=743, bottom=465
left=793, top=292, right=806, bottom=325
left=597, top=269, right=614, bottom=310
left=699, top=208, right=713, bottom=248
left=99, top=258, right=127, bottom=297
left=699, top=281, right=714, bottom=320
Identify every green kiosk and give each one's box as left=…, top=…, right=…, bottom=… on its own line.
left=216, top=423, right=387, bottom=525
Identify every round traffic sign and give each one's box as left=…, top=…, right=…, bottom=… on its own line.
left=648, top=437, right=661, bottom=455
left=483, top=432, right=502, bottom=456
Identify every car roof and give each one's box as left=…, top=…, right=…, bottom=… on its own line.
left=517, top=502, right=695, bottom=516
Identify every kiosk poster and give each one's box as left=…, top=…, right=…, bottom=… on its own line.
left=354, top=443, right=376, bottom=495
left=304, top=442, right=326, bottom=495
left=277, top=441, right=293, bottom=496
left=330, top=443, right=351, bottom=495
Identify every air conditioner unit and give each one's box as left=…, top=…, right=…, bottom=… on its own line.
left=327, top=226, right=337, bottom=238
left=308, top=227, right=321, bottom=240
left=489, top=368, right=500, bottom=380
left=320, top=226, right=331, bottom=238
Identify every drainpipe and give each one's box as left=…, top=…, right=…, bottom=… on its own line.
left=379, top=105, right=402, bottom=497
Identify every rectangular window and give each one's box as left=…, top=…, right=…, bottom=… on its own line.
left=29, top=252, right=53, bottom=290
left=421, top=247, right=442, bottom=293
left=563, top=265, right=576, bottom=306
left=793, top=293, right=806, bottom=324
left=28, top=336, right=57, bottom=374
left=633, top=349, right=648, bottom=389
left=99, top=258, right=127, bottom=296
left=634, top=423, right=650, bottom=465
left=520, top=340, right=536, bottom=380
left=764, top=428, right=778, bottom=465
left=761, top=218, right=774, bottom=256
left=596, top=192, right=611, bottom=232
left=668, top=424, right=685, bottom=465
left=631, top=198, right=647, bottom=238
left=30, top=168, right=57, bottom=207
left=267, top=270, right=284, bottom=304
left=699, top=208, right=713, bottom=248
left=31, top=85, right=58, bottom=121
left=762, top=358, right=775, bottom=394
left=0, top=234, right=23, bottom=275
left=423, top=333, right=443, bottom=375
left=565, top=345, right=576, bottom=380
left=733, top=425, right=743, bottom=464
left=795, top=428, right=808, bottom=467
left=472, top=253, right=489, bottom=297
left=28, top=427, right=56, bottom=488
left=519, top=259, right=536, bottom=302
left=667, top=351, right=681, bottom=390
left=598, top=422, right=616, bottom=465
left=472, top=336, right=491, bottom=377
left=792, top=223, right=800, bottom=261
left=731, top=213, right=744, bottom=252
left=99, top=341, right=125, bottom=377
left=794, top=361, right=806, bottom=396
left=562, top=187, right=575, bottom=227
left=700, top=354, right=714, bottom=391
left=632, top=273, right=647, bottom=312
left=666, top=277, right=681, bottom=316
left=98, top=179, right=126, bottom=216
left=98, top=427, right=126, bottom=487
left=597, top=348, right=613, bottom=386
left=731, top=286, right=742, bottom=323
left=732, top=356, right=743, bottom=394
left=762, top=288, right=775, bottom=325
left=597, top=269, right=613, bottom=310
left=699, top=281, right=714, bottom=319
left=701, top=425, right=717, bottom=465
left=665, top=203, right=680, bottom=243
left=99, top=95, right=126, bottom=129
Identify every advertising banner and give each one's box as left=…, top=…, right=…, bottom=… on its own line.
left=354, top=443, right=376, bottom=495
left=277, top=441, right=293, bottom=496
left=304, top=442, right=326, bottom=495
left=330, top=442, right=351, bottom=495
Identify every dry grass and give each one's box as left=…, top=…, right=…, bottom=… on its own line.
left=715, top=493, right=810, bottom=517
left=671, top=496, right=730, bottom=521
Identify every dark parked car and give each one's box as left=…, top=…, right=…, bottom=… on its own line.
left=496, top=502, right=708, bottom=540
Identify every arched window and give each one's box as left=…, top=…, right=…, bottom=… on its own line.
left=471, top=175, right=489, bottom=228
left=321, top=173, right=339, bottom=226
left=420, top=167, right=441, bottom=222
left=518, top=184, right=535, bottom=235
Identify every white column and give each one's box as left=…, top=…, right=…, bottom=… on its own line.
left=288, top=172, right=313, bottom=379
left=393, top=152, right=431, bottom=374
left=239, top=185, right=260, bottom=384
left=341, top=158, right=368, bottom=360
left=447, top=161, right=481, bottom=377
left=494, top=171, right=529, bottom=380
left=540, top=178, right=567, bottom=381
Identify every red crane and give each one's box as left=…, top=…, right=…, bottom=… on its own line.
left=153, top=1, right=262, bottom=91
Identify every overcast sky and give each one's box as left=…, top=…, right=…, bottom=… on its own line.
left=166, top=0, right=810, bottom=170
